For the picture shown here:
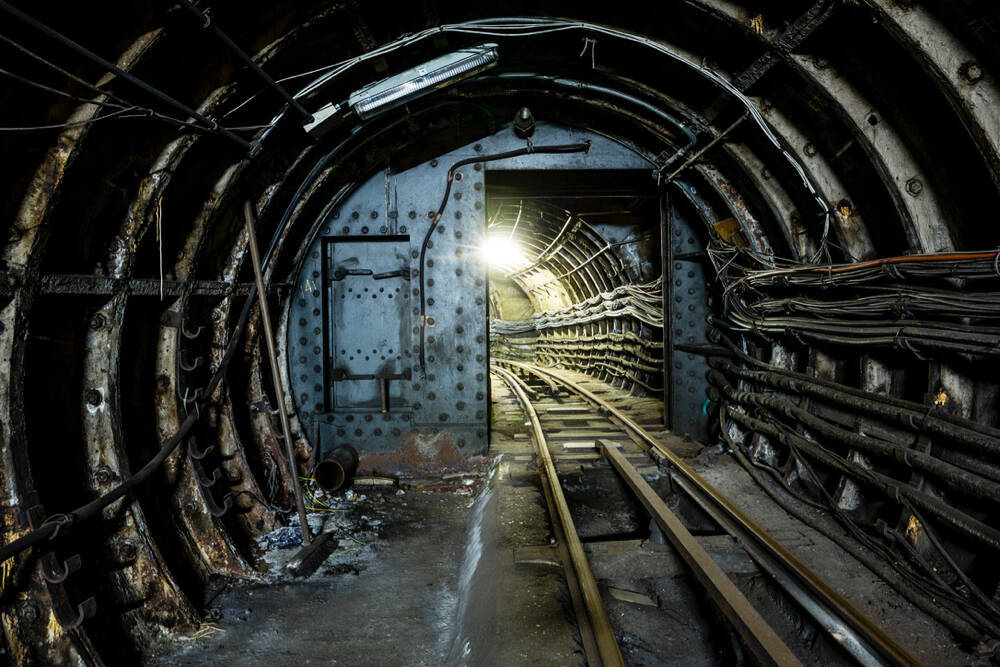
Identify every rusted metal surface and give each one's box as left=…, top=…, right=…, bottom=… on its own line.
left=356, top=429, right=487, bottom=478
left=244, top=202, right=311, bottom=544
left=724, top=142, right=813, bottom=260
left=600, top=440, right=800, bottom=667
left=792, top=54, right=955, bottom=254
left=79, top=126, right=203, bottom=645
left=207, top=234, right=284, bottom=536
left=155, top=303, right=253, bottom=579
left=492, top=365, right=624, bottom=667
left=865, top=0, right=1000, bottom=191
left=696, top=164, right=774, bottom=257
left=517, top=362, right=920, bottom=666
left=140, top=89, right=255, bottom=585
left=751, top=97, right=876, bottom=261
left=0, top=29, right=167, bottom=662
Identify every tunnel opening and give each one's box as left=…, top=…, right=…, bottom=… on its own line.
left=2, top=3, right=1000, bottom=664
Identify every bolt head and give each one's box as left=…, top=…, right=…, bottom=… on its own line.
left=86, top=389, right=103, bottom=407
left=960, top=61, right=983, bottom=84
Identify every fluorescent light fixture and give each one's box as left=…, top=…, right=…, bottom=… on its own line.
left=481, top=235, right=528, bottom=272
left=349, top=43, right=498, bottom=119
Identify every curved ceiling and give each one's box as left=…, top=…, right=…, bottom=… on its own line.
left=1, top=0, right=999, bottom=662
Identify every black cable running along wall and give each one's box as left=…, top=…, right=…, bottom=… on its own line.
left=1, top=1, right=1000, bottom=662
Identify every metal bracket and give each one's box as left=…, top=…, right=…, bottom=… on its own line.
left=41, top=552, right=82, bottom=584
left=372, top=268, right=410, bottom=280
left=332, top=268, right=373, bottom=281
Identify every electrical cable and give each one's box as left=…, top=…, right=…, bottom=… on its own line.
left=418, top=141, right=591, bottom=369
left=0, top=1, right=252, bottom=150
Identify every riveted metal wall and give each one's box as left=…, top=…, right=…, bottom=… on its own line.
left=667, top=198, right=711, bottom=441
left=286, top=149, right=489, bottom=471
left=287, top=123, right=649, bottom=471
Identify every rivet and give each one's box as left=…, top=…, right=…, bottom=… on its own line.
left=95, top=465, right=113, bottom=485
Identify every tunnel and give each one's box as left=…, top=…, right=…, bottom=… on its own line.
left=1, top=0, right=1000, bottom=664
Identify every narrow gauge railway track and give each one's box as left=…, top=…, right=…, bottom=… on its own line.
left=490, top=361, right=919, bottom=667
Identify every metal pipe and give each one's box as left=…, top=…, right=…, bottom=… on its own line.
left=177, top=0, right=314, bottom=123
left=379, top=378, right=390, bottom=413
left=244, top=201, right=310, bottom=545
left=660, top=113, right=748, bottom=181
left=313, top=445, right=359, bottom=493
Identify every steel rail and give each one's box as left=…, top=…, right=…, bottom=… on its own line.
left=491, top=365, right=625, bottom=667
left=506, top=361, right=920, bottom=667
left=600, top=441, right=800, bottom=667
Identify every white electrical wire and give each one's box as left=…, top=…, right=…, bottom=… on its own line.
left=224, top=17, right=829, bottom=237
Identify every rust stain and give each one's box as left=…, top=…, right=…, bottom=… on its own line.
left=358, top=429, right=486, bottom=478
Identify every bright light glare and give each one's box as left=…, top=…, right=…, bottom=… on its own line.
left=481, top=235, right=527, bottom=271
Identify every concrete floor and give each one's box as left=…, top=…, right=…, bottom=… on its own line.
left=155, top=374, right=971, bottom=666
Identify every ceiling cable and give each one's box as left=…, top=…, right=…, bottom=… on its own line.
left=0, top=1, right=253, bottom=151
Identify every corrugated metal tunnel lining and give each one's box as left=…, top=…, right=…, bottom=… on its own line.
left=1, top=0, right=1000, bottom=663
